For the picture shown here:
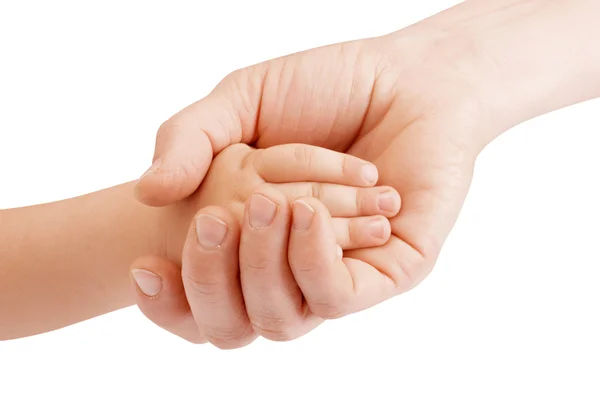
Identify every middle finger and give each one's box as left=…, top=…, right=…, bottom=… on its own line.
left=239, top=185, right=322, bottom=342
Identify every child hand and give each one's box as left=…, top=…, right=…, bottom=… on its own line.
left=163, top=142, right=401, bottom=262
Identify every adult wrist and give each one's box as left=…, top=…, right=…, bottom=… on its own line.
left=460, top=0, right=600, bottom=134
left=384, top=0, right=600, bottom=144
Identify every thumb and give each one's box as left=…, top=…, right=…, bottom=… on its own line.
left=134, top=67, right=266, bottom=207
left=130, top=256, right=205, bottom=344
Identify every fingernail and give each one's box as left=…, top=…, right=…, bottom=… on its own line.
left=377, top=191, right=398, bottom=213
left=336, top=245, right=343, bottom=259
left=131, top=269, right=163, bottom=297
left=292, top=200, right=315, bottom=231
left=368, top=219, right=387, bottom=239
left=196, top=214, right=228, bottom=249
left=362, top=163, right=378, bottom=184
left=139, top=158, right=162, bottom=180
left=249, top=194, right=278, bottom=229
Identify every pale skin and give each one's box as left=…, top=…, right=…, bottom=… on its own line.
left=0, top=144, right=400, bottom=340
left=131, top=0, right=600, bottom=347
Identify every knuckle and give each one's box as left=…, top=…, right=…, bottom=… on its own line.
left=149, top=313, right=188, bottom=331
left=204, top=322, right=255, bottom=350
left=144, top=314, right=207, bottom=345
left=156, top=118, right=176, bottom=140
left=295, top=183, right=313, bottom=200
left=288, top=257, right=316, bottom=275
left=155, top=115, right=189, bottom=148
left=391, top=242, right=438, bottom=291
left=347, top=219, right=359, bottom=245
left=341, top=154, right=349, bottom=179
left=310, top=182, right=324, bottom=201
left=185, top=274, right=224, bottom=304
left=243, top=258, right=273, bottom=271
left=307, top=296, right=350, bottom=320
left=253, top=324, right=296, bottom=342
left=220, top=66, right=264, bottom=124
left=250, top=313, right=299, bottom=342
left=355, top=188, right=364, bottom=214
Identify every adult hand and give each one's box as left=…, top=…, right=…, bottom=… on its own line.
left=132, top=23, right=482, bottom=345
left=132, top=0, right=599, bottom=346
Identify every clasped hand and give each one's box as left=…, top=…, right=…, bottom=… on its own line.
left=131, top=17, right=494, bottom=348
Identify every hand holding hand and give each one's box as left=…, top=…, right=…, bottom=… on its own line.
left=133, top=143, right=400, bottom=347
left=133, top=0, right=600, bottom=346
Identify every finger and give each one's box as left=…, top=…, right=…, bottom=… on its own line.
left=272, top=183, right=401, bottom=217
left=135, top=66, right=267, bottom=207
left=332, top=216, right=391, bottom=250
left=181, top=206, right=256, bottom=349
left=251, top=144, right=379, bottom=187
left=239, top=186, right=322, bottom=342
left=134, top=116, right=214, bottom=207
left=329, top=113, right=475, bottom=311
left=130, top=256, right=205, bottom=344
left=343, top=237, right=424, bottom=307
left=288, top=197, right=395, bottom=319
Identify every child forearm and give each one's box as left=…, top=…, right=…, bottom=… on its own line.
left=0, top=182, right=166, bottom=340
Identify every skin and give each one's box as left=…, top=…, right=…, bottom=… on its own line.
left=0, top=144, right=398, bottom=340
left=132, top=0, right=600, bottom=347
left=0, top=182, right=164, bottom=340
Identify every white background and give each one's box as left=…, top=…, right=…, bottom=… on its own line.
left=1, top=1, right=599, bottom=396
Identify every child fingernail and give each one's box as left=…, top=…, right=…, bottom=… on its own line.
left=377, top=191, right=398, bottom=213
left=368, top=219, right=387, bottom=239
left=196, top=214, right=228, bottom=248
left=249, top=194, right=278, bottom=229
left=336, top=245, right=343, bottom=259
left=362, top=163, right=378, bottom=184
left=292, top=200, right=315, bottom=231
left=131, top=269, right=163, bottom=297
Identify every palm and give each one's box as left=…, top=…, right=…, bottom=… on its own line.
left=252, top=37, right=482, bottom=308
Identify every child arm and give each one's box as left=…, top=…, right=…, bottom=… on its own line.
left=0, top=182, right=165, bottom=340
left=0, top=143, right=399, bottom=342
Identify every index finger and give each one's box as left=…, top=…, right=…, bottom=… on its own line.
left=250, top=144, right=379, bottom=187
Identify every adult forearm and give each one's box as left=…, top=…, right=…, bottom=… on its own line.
left=0, top=182, right=165, bottom=340
left=382, top=0, right=599, bottom=148
left=462, top=0, right=600, bottom=131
